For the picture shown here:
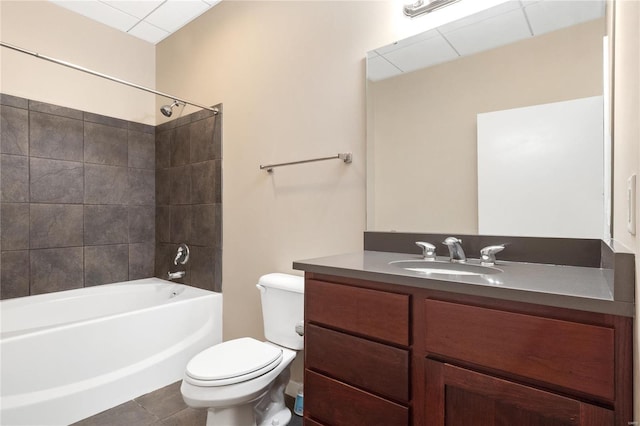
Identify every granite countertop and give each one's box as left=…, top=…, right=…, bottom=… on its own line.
left=293, top=250, right=635, bottom=317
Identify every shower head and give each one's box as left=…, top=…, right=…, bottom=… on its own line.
left=160, top=100, right=184, bottom=117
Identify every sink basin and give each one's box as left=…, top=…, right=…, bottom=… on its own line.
left=389, top=260, right=502, bottom=276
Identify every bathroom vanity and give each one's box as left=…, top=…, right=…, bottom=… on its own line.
left=294, top=234, right=634, bottom=426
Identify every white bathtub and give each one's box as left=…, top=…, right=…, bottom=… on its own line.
left=0, top=278, right=222, bottom=426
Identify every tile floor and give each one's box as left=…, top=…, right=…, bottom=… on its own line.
left=72, top=381, right=303, bottom=426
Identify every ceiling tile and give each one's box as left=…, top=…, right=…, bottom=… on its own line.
left=385, top=35, right=459, bottom=74
left=439, top=1, right=523, bottom=33
left=525, top=0, right=605, bottom=36
left=367, top=56, right=402, bottom=82
left=51, top=0, right=138, bottom=32
left=145, top=0, right=211, bottom=32
left=374, top=29, right=440, bottom=56
left=128, top=20, right=170, bottom=44
left=374, top=41, right=404, bottom=56
left=404, top=28, right=444, bottom=45
left=442, top=8, right=531, bottom=57
left=49, top=0, right=219, bottom=44
left=101, top=0, right=164, bottom=19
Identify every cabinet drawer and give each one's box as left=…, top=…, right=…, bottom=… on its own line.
left=306, top=324, right=410, bottom=402
left=306, top=279, right=410, bottom=346
left=424, top=299, right=615, bottom=401
left=305, top=370, right=409, bottom=426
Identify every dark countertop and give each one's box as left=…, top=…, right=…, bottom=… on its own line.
left=293, top=250, right=635, bottom=317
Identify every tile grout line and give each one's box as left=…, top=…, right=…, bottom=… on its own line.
left=131, top=398, right=162, bottom=424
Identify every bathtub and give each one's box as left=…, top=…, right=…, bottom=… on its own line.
left=0, top=278, right=222, bottom=425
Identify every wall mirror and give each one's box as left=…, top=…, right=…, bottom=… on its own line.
left=366, top=0, right=612, bottom=239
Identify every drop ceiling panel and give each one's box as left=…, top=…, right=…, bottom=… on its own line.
left=368, top=55, right=403, bottom=82
left=442, top=8, right=531, bottom=57
left=50, top=0, right=139, bottom=32
left=374, top=29, right=441, bottom=57
left=102, top=1, right=163, bottom=19
left=525, top=0, right=605, bottom=36
left=48, top=0, right=218, bottom=44
left=128, top=20, right=170, bottom=44
left=145, top=0, right=210, bottom=32
left=385, top=35, right=459, bottom=74
left=438, top=1, right=523, bottom=33
left=368, top=0, right=605, bottom=82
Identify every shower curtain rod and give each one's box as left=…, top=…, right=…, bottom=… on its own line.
left=0, top=41, right=218, bottom=115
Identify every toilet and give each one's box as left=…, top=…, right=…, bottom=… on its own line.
left=180, top=273, right=304, bottom=426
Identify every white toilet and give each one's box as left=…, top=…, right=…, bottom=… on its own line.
left=180, top=273, right=304, bottom=426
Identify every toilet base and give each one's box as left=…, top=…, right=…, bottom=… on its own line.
left=254, top=366, right=291, bottom=426
left=205, top=404, right=291, bottom=426
left=205, top=404, right=255, bottom=426
left=202, top=366, right=292, bottom=426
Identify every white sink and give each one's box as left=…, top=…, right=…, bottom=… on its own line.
left=389, top=260, right=502, bottom=276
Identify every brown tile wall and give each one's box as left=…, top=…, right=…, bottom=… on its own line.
left=0, top=94, right=156, bottom=299
left=154, top=106, right=222, bottom=293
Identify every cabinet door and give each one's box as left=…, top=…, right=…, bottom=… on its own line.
left=424, top=359, right=613, bottom=426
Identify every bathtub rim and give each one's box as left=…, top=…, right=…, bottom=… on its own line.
left=1, top=278, right=219, bottom=339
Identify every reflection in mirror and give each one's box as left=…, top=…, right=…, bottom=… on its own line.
left=366, top=0, right=611, bottom=239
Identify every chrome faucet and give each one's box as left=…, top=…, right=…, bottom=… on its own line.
left=415, top=241, right=436, bottom=261
left=174, top=243, right=190, bottom=265
left=480, top=244, right=505, bottom=266
left=442, top=237, right=466, bottom=263
left=167, top=271, right=185, bottom=280
left=168, top=244, right=189, bottom=281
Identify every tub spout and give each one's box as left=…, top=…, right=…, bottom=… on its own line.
left=167, top=271, right=185, bottom=280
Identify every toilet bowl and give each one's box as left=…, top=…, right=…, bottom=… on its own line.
left=181, top=273, right=304, bottom=426
left=181, top=338, right=296, bottom=426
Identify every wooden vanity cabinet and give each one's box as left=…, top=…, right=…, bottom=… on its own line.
left=303, top=273, right=633, bottom=426
left=304, top=278, right=411, bottom=425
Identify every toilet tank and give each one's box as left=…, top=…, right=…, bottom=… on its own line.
left=257, top=273, right=304, bottom=350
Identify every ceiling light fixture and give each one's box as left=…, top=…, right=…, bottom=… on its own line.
left=403, top=0, right=462, bottom=18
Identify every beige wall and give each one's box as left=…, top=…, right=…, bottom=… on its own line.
left=0, top=1, right=156, bottom=124
left=156, top=0, right=407, bottom=385
left=611, top=0, right=640, bottom=419
left=369, top=19, right=604, bottom=233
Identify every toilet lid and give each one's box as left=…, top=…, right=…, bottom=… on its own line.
left=186, top=337, right=283, bottom=383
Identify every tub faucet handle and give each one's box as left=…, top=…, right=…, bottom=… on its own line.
left=480, top=244, right=505, bottom=266
left=174, top=243, right=190, bottom=265
left=415, top=241, right=436, bottom=261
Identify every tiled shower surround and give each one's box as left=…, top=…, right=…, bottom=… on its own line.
left=0, top=93, right=222, bottom=298
left=154, top=106, right=222, bottom=292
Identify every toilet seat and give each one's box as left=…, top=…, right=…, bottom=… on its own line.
left=185, top=337, right=283, bottom=387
